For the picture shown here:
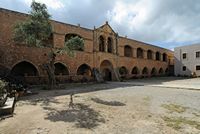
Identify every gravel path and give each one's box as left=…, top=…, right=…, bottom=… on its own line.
left=0, top=80, right=200, bottom=134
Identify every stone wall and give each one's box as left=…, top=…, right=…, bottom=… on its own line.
left=0, top=8, right=174, bottom=84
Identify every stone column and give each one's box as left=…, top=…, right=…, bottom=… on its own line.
left=133, top=48, right=137, bottom=58
left=143, top=50, right=147, bottom=59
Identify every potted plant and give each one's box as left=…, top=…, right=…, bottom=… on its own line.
left=0, top=79, right=8, bottom=107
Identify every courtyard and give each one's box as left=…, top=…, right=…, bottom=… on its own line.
left=0, top=77, right=200, bottom=134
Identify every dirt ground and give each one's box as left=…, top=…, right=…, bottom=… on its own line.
left=0, top=77, right=200, bottom=134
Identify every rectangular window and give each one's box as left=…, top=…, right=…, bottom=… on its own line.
left=182, top=53, right=187, bottom=59
left=196, top=51, right=200, bottom=58
left=182, top=66, right=186, bottom=71
left=196, top=65, right=200, bottom=70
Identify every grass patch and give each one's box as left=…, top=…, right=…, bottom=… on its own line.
left=193, top=112, right=200, bottom=117
left=143, top=96, right=151, bottom=101
left=161, top=103, right=188, bottom=113
left=162, top=116, right=200, bottom=130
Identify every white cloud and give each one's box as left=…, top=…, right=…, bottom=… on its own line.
left=24, top=0, right=65, bottom=9
left=1, top=0, right=200, bottom=49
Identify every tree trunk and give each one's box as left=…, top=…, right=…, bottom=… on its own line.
left=43, top=50, right=56, bottom=90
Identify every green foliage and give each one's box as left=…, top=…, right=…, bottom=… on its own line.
left=13, top=1, right=52, bottom=47
left=0, top=79, right=7, bottom=94
left=62, top=36, right=84, bottom=57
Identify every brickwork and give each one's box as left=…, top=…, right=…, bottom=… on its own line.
left=0, top=8, right=174, bottom=84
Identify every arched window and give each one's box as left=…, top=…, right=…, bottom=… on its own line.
left=124, top=45, right=132, bottom=57
left=107, top=37, right=113, bottom=53
left=77, top=64, right=92, bottom=76
left=151, top=68, right=157, bottom=76
left=147, top=50, right=153, bottom=59
left=137, top=48, right=143, bottom=58
left=156, top=51, right=161, bottom=61
left=132, top=67, right=139, bottom=75
left=65, top=33, right=84, bottom=51
left=54, top=63, right=69, bottom=75
left=99, top=36, right=105, bottom=52
left=163, top=53, right=167, bottom=62
left=142, top=67, right=148, bottom=75
left=11, top=61, right=38, bottom=76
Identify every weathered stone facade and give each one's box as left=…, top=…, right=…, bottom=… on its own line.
left=0, top=8, right=174, bottom=84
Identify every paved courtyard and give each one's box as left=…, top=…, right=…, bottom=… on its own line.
left=0, top=77, right=200, bottom=134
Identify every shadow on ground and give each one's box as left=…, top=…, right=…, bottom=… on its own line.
left=91, top=97, right=126, bottom=106
left=44, top=103, right=105, bottom=129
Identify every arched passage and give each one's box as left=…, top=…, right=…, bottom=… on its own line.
left=132, top=66, right=139, bottom=75
left=54, top=63, right=69, bottom=75
left=99, top=36, right=105, bottom=52
left=100, top=60, right=113, bottom=81
left=159, top=68, right=164, bottom=75
left=165, top=68, right=169, bottom=75
left=77, top=64, right=92, bottom=76
left=119, top=66, right=128, bottom=76
left=11, top=61, right=38, bottom=76
left=124, top=45, right=132, bottom=57
left=137, top=48, right=144, bottom=58
left=142, top=67, right=148, bottom=75
left=151, top=68, right=157, bottom=76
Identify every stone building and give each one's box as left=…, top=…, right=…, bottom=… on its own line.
left=175, top=44, right=200, bottom=77
left=0, top=8, right=174, bottom=84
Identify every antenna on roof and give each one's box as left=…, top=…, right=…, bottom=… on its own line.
left=106, top=21, right=108, bottom=24
left=77, top=23, right=80, bottom=27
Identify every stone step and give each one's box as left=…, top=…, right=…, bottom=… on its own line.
left=0, top=97, right=15, bottom=116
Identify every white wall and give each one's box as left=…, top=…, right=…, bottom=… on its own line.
left=175, top=44, right=200, bottom=76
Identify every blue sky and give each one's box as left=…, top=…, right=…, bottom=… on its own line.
left=1, top=0, right=200, bottom=50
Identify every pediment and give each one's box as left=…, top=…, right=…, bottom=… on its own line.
left=97, top=22, right=116, bottom=34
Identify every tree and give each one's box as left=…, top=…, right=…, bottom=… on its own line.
left=13, top=1, right=84, bottom=89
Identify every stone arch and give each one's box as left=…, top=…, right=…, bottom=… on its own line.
left=151, top=68, right=157, bottom=76
left=100, top=60, right=114, bottom=81
left=137, top=48, right=144, bottom=58
left=11, top=61, right=39, bottom=76
left=99, top=35, right=105, bottom=52
left=107, top=37, right=113, bottom=53
left=142, top=67, right=148, bottom=75
left=124, top=45, right=132, bottom=57
left=77, top=64, right=92, bottom=76
left=156, top=51, right=161, bottom=61
left=54, top=62, right=69, bottom=75
left=0, top=64, right=10, bottom=77
left=147, top=50, right=153, bottom=59
left=119, top=66, right=128, bottom=75
left=163, top=53, right=167, bottom=62
left=159, top=68, right=164, bottom=75
left=132, top=66, right=139, bottom=75
left=65, top=33, right=84, bottom=51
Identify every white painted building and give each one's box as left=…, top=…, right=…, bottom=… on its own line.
left=175, top=44, right=200, bottom=76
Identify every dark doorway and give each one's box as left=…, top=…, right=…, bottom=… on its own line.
left=77, top=64, right=92, bottom=76
left=54, top=63, right=69, bottom=75
left=102, top=68, right=112, bottom=81
left=11, top=61, right=38, bottom=76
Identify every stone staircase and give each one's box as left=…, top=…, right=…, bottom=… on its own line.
left=113, top=68, right=121, bottom=81
left=93, top=68, right=104, bottom=83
